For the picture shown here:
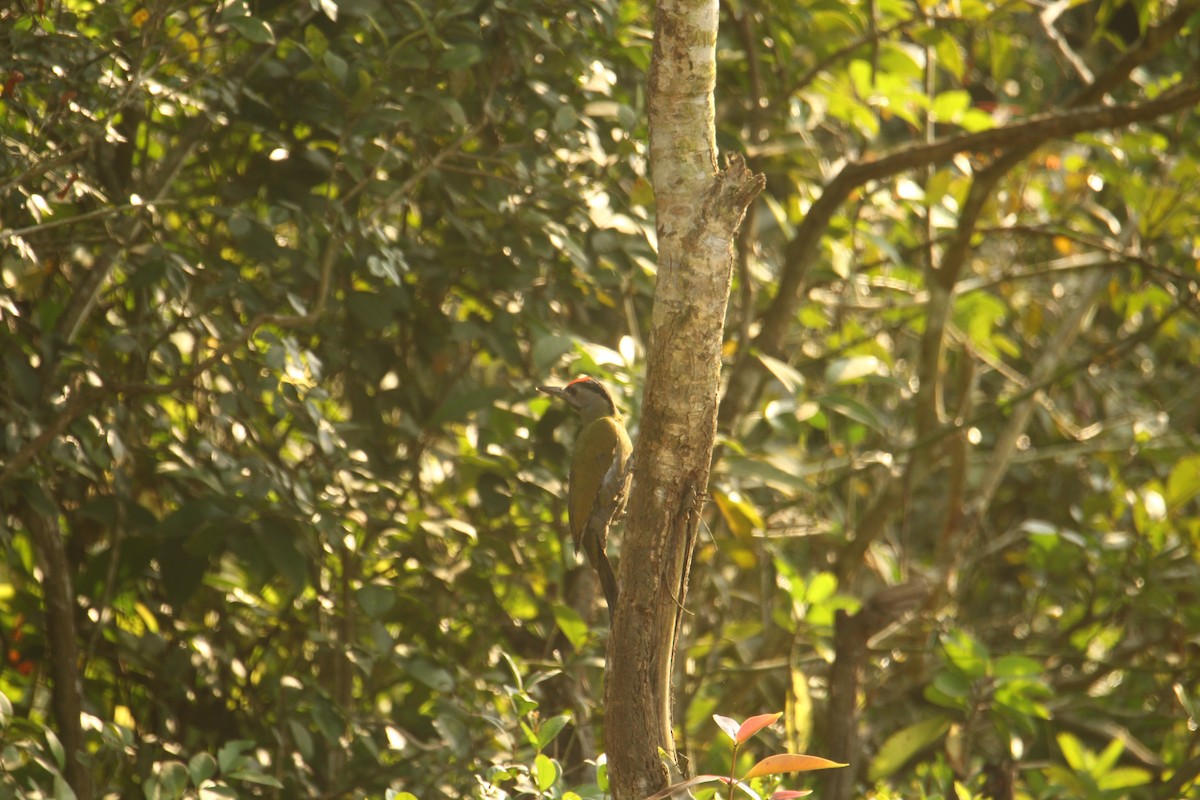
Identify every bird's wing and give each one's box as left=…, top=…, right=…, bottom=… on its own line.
left=568, top=417, right=625, bottom=548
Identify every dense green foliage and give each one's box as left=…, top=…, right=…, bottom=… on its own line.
left=1, top=0, right=1198, bottom=798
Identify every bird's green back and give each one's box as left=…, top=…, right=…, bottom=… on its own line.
left=568, top=416, right=632, bottom=547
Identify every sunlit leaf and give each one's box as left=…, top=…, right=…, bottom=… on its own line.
left=714, top=491, right=765, bottom=538
left=759, top=354, right=806, bottom=393
left=1098, top=766, right=1153, bottom=790
left=1167, top=455, right=1200, bottom=510
left=533, top=753, right=559, bottom=792
left=825, top=356, right=882, bottom=385
left=743, top=753, right=847, bottom=779
left=940, top=629, right=989, bottom=678
left=1056, top=732, right=1087, bottom=771
left=45, top=728, right=65, bottom=769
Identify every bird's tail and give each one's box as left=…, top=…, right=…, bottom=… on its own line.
left=594, top=547, right=620, bottom=617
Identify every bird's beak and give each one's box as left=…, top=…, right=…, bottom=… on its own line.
left=536, top=385, right=566, bottom=398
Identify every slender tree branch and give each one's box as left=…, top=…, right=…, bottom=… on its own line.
left=719, top=0, right=1200, bottom=428
left=0, top=143, right=90, bottom=196
left=0, top=200, right=173, bottom=241
left=0, top=225, right=343, bottom=488
left=966, top=267, right=1109, bottom=529
left=837, top=266, right=1194, bottom=582
left=1039, top=0, right=1094, bottom=85
left=791, top=13, right=971, bottom=97
left=55, top=118, right=208, bottom=346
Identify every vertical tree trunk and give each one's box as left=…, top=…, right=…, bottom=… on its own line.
left=25, top=507, right=93, bottom=800
left=604, top=2, right=763, bottom=797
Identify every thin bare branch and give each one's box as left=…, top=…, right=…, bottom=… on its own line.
left=719, top=0, right=1200, bottom=429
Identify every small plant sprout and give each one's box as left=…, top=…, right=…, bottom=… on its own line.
left=645, top=712, right=847, bottom=800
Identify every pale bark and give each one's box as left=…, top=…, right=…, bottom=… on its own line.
left=604, top=1, right=763, bottom=798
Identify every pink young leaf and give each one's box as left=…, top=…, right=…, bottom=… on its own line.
left=714, top=714, right=741, bottom=742
left=770, top=790, right=813, bottom=799
left=743, top=753, right=849, bottom=779
left=736, top=712, right=783, bottom=744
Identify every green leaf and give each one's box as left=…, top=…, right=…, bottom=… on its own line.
left=868, top=716, right=952, bottom=781
left=940, top=629, right=989, bottom=678
left=149, top=761, right=189, bottom=800
left=533, top=334, right=575, bottom=371
left=45, top=728, right=66, bottom=769
left=992, top=655, right=1043, bottom=679
left=954, top=292, right=1008, bottom=356
left=551, top=604, right=591, bottom=651
left=1098, top=766, right=1153, bottom=790
left=311, top=695, right=344, bottom=743
left=932, top=90, right=971, bottom=123
left=819, top=393, right=889, bottom=433
left=304, top=24, right=328, bottom=60
left=217, top=740, right=256, bottom=773
left=1057, top=732, right=1087, bottom=771
left=1167, top=455, right=1200, bottom=510
left=926, top=671, right=972, bottom=709
left=429, top=387, right=508, bottom=426
left=511, top=690, right=539, bottom=718
left=934, top=33, right=965, bottom=79
left=533, top=753, right=559, bottom=791
left=1094, top=737, right=1125, bottom=774
left=438, top=44, right=482, bottom=70
left=227, top=770, right=284, bottom=787
left=323, top=51, right=348, bottom=82
left=357, top=583, right=396, bottom=619
left=189, top=753, right=218, bottom=784
left=722, top=453, right=823, bottom=493
left=228, top=16, right=274, bottom=44
left=347, top=291, right=395, bottom=330
left=534, top=714, right=570, bottom=751
left=804, top=572, right=838, bottom=605
left=53, top=776, right=77, bottom=800
left=553, top=104, right=579, bottom=134
left=408, top=659, right=454, bottom=692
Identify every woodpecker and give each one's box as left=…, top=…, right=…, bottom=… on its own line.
left=537, top=376, right=632, bottom=613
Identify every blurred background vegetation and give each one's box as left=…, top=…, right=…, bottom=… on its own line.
left=2, top=0, right=1199, bottom=798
